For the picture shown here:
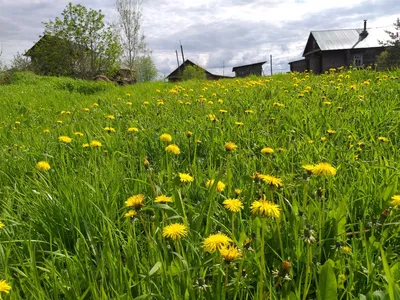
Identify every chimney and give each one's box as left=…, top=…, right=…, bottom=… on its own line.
left=360, top=20, right=368, bottom=39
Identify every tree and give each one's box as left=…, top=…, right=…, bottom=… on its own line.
left=115, top=0, right=149, bottom=78
left=134, top=56, right=157, bottom=82
left=377, top=18, right=400, bottom=70
left=10, top=52, right=32, bottom=72
left=40, top=2, right=121, bottom=78
left=181, top=65, right=206, bottom=81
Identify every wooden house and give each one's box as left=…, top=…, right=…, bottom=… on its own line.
left=289, top=21, right=387, bottom=73
left=167, top=59, right=232, bottom=82
left=232, top=61, right=266, bottom=77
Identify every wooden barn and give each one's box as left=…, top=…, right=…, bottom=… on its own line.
left=289, top=21, right=387, bottom=73
left=167, top=59, right=232, bottom=82
left=232, top=61, right=266, bottom=77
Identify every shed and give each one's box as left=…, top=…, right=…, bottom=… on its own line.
left=232, top=61, right=266, bottom=77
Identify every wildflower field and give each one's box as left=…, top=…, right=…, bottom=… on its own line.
left=1, top=69, right=400, bottom=299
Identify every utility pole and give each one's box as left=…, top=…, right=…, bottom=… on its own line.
left=270, top=55, right=273, bottom=76
left=175, top=50, right=180, bottom=68
left=180, top=42, right=185, bottom=63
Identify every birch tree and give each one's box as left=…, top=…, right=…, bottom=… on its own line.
left=115, top=0, right=149, bottom=77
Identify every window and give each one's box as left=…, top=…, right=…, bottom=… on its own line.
left=353, top=54, right=363, bottom=67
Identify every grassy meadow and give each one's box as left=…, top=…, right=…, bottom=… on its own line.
left=1, top=69, right=400, bottom=299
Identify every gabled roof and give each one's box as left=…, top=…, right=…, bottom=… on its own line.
left=167, top=59, right=213, bottom=79
left=302, top=27, right=388, bottom=56
left=232, top=61, right=267, bottom=72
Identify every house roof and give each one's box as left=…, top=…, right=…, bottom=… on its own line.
left=167, top=59, right=212, bottom=79
left=232, top=61, right=267, bottom=72
left=167, top=59, right=233, bottom=80
left=303, top=27, right=388, bottom=56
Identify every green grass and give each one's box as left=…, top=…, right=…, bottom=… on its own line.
left=1, top=69, right=400, bottom=299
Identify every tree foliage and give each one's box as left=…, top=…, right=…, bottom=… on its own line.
left=377, top=18, right=400, bottom=70
left=181, top=65, right=207, bottom=81
left=134, top=56, right=157, bottom=82
left=34, top=2, right=121, bottom=78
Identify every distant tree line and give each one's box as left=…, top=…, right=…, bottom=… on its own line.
left=1, top=1, right=157, bottom=83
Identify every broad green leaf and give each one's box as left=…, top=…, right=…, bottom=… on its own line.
left=319, top=259, right=337, bottom=300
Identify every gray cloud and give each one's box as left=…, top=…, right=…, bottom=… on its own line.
left=0, top=0, right=398, bottom=77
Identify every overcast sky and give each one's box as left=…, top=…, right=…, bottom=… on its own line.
left=0, top=0, right=398, bottom=77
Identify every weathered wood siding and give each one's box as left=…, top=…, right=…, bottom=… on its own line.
left=289, top=60, right=308, bottom=72
left=234, top=65, right=263, bottom=77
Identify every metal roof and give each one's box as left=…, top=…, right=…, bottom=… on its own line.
left=310, top=27, right=389, bottom=52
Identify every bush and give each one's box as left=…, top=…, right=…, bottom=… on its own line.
left=182, top=65, right=206, bottom=81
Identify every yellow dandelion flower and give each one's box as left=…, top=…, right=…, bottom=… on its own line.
left=378, top=136, right=389, bottom=142
left=342, top=246, right=351, bottom=254
left=259, top=174, right=283, bottom=188
left=74, top=132, right=84, bottom=136
left=125, top=210, right=137, bottom=217
left=104, top=127, right=116, bottom=133
left=160, top=133, right=172, bottom=142
left=235, top=121, right=244, bottom=126
left=56, top=120, right=63, bottom=124
left=250, top=199, right=280, bottom=218
left=82, top=143, right=89, bottom=148
left=220, top=245, right=241, bottom=262
left=245, top=109, right=253, bottom=113
left=179, top=173, right=194, bottom=183
left=312, top=162, right=337, bottom=176
left=234, top=189, right=242, bottom=196
left=165, top=144, right=180, bottom=155
left=0, top=280, right=11, bottom=294
left=302, top=164, right=315, bottom=174
left=58, top=136, right=72, bottom=143
left=219, top=109, right=228, bottom=113
left=186, top=131, right=193, bottom=138
left=327, top=129, right=336, bottom=135
left=42, top=129, right=50, bottom=133
left=261, top=147, right=274, bottom=154
left=391, top=195, right=400, bottom=207
left=125, top=194, right=145, bottom=209
left=0, top=221, right=5, bottom=229
left=162, top=223, right=188, bottom=240
left=155, top=195, right=173, bottom=203
left=202, top=233, right=232, bottom=253
left=15, top=121, right=20, bottom=125
left=323, top=101, right=332, bottom=105
left=225, top=141, right=237, bottom=152
left=223, top=198, right=243, bottom=213
left=307, top=140, right=313, bottom=144
left=36, top=161, right=50, bottom=171
left=206, top=179, right=226, bottom=192
left=321, top=137, right=327, bottom=142
left=208, top=114, right=218, bottom=121
left=81, top=107, right=90, bottom=112
left=90, top=140, right=102, bottom=148
left=105, top=115, right=115, bottom=120
left=128, top=127, right=139, bottom=133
